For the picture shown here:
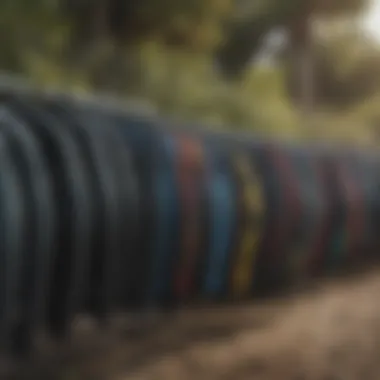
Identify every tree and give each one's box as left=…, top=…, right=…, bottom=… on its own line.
left=215, top=0, right=369, bottom=77
left=313, top=29, right=380, bottom=109
left=214, top=0, right=369, bottom=113
left=62, top=0, right=234, bottom=53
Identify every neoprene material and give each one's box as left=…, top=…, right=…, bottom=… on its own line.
left=308, top=151, right=336, bottom=275
left=372, top=154, right=380, bottom=255
left=305, top=150, right=330, bottom=277
left=67, top=102, right=124, bottom=317
left=323, top=154, right=348, bottom=272
left=41, top=98, right=107, bottom=315
left=67, top=101, right=139, bottom=315
left=109, top=111, right=157, bottom=309
left=78, top=103, right=182, bottom=311
left=0, top=105, right=55, bottom=356
left=229, top=150, right=265, bottom=299
left=0, top=130, right=26, bottom=355
left=145, top=132, right=180, bottom=308
left=253, top=142, right=300, bottom=291
left=332, top=157, right=356, bottom=267
left=362, top=153, right=380, bottom=257
left=138, top=121, right=209, bottom=306
left=97, top=115, right=139, bottom=312
left=356, top=154, right=377, bottom=256
left=1, top=88, right=380, bottom=355
left=3, top=95, right=93, bottom=339
left=342, top=152, right=366, bottom=265
left=249, top=142, right=279, bottom=294
left=286, top=147, right=325, bottom=281
left=202, top=142, right=237, bottom=300
left=173, top=134, right=205, bottom=304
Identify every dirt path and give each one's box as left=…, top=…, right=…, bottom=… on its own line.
left=116, top=272, right=380, bottom=380
left=10, top=269, right=380, bottom=380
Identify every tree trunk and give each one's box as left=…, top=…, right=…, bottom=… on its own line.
left=287, top=6, right=315, bottom=121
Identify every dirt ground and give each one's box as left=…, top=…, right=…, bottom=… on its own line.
left=9, top=268, right=380, bottom=380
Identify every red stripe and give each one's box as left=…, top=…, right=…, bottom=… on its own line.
left=175, top=136, right=203, bottom=301
left=266, top=146, right=301, bottom=263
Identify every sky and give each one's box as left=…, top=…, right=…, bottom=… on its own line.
left=364, top=0, right=380, bottom=41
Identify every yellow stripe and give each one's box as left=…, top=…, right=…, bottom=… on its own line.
left=231, top=154, right=266, bottom=298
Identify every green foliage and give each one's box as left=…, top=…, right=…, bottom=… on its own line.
left=137, top=45, right=303, bottom=138
left=313, top=26, right=380, bottom=109
left=0, top=0, right=378, bottom=146
left=316, top=0, right=369, bottom=17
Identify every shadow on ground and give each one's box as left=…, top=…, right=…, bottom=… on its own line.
left=7, top=267, right=380, bottom=380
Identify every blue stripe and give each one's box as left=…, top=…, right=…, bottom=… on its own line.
left=203, top=147, right=236, bottom=298
left=146, top=134, right=179, bottom=304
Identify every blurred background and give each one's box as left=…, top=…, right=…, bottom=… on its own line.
left=2, top=0, right=380, bottom=144
left=3, top=2, right=380, bottom=379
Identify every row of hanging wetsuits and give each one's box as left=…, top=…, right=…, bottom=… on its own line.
left=0, top=90, right=379, bottom=358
